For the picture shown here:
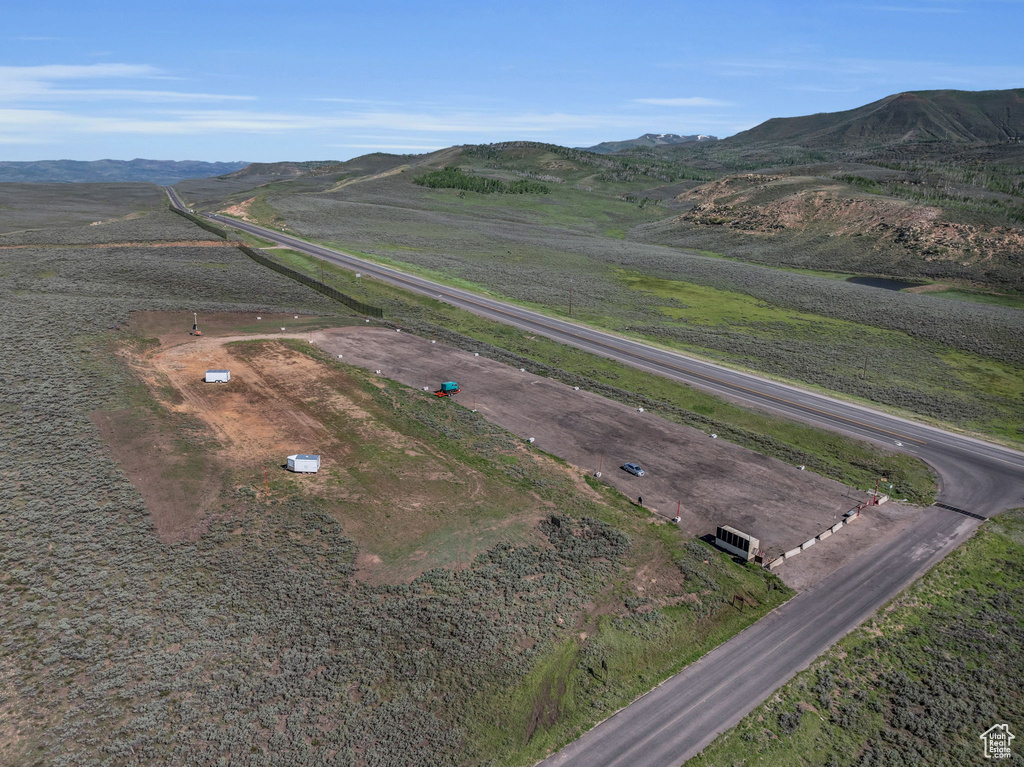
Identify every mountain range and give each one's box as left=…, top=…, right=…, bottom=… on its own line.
left=580, top=89, right=1023, bottom=158
left=0, top=159, right=249, bottom=184
left=702, top=88, right=1023, bottom=150
left=583, top=133, right=718, bottom=154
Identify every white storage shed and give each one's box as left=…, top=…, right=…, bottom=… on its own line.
left=205, top=369, right=231, bottom=383
left=287, top=454, right=321, bottom=473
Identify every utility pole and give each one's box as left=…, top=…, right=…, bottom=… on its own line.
left=568, top=279, right=573, bottom=316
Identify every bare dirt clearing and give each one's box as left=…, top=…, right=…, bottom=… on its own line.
left=312, top=327, right=908, bottom=584
left=220, top=197, right=258, bottom=222
left=142, top=334, right=334, bottom=465
left=111, top=315, right=553, bottom=581
left=109, top=312, right=911, bottom=587
left=91, top=406, right=223, bottom=543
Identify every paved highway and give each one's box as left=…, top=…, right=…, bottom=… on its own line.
left=167, top=188, right=1024, bottom=765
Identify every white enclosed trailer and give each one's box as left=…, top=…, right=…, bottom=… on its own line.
left=287, top=454, right=321, bottom=473
left=205, top=369, right=231, bottom=383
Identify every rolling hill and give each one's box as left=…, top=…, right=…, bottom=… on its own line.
left=183, top=87, right=1024, bottom=299
left=724, top=88, right=1024, bottom=149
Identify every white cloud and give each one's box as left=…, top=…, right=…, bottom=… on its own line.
left=0, top=134, right=50, bottom=144
left=634, top=97, right=734, bottom=107
left=47, top=89, right=257, bottom=102
left=309, top=97, right=405, bottom=105
left=0, top=63, right=158, bottom=81
left=0, top=104, right=740, bottom=142
left=0, top=63, right=249, bottom=104
left=329, top=143, right=447, bottom=151
left=861, top=5, right=966, bottom=12
left=0, top=62, right=741, bottom=152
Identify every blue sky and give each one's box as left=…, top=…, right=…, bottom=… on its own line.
left=3, top=0, right=1022, bottom=162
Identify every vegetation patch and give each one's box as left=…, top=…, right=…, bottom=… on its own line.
left=414, top=166, right=550, bottom=195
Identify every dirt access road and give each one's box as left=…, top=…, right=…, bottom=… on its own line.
left=313, top=327, right=898, bottom=583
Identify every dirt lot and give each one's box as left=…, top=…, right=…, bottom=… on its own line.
left=110, top=314, right=555, bottom=582
left=139, top=334, right=335, bottom=466
left=309, top=327, right=920, bottom=586
left=108, top=312, right=918, bottom=588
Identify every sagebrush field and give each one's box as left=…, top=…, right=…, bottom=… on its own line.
left=1, top=185, right=798, bottom=766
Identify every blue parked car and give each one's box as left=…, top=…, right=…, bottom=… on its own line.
left=622, top=463, right=646, bottom=477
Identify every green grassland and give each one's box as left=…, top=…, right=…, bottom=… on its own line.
left=194, top=146, right=1024, bottom=447
left=467, top=532, right=791, bottom=765
left=931, top=288, right=1024, bottom=309
left=690, top=508, right=1024, bottom=767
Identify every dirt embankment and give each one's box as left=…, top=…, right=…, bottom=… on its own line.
left=676, top=174, right=1024, bottom=266
left=220, top=197, right=258, bottom=222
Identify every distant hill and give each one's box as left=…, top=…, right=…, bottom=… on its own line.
left=0, top=159, right=250, bottom=184
left=725, top=88, right=1024, bottom=149
left=583, top=133, right=717, bottom=154
left=223, top=160, right=340, bottom=179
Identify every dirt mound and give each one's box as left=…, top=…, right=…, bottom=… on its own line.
left=219, top=197, right=258, bottom=222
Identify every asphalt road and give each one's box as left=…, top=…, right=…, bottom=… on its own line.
left=541, top=507, right=979, bottom=766
left=166, top=189, right=1024, bottom=765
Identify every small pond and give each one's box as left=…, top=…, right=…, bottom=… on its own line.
left=846, top=276, right=926, bottom=291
